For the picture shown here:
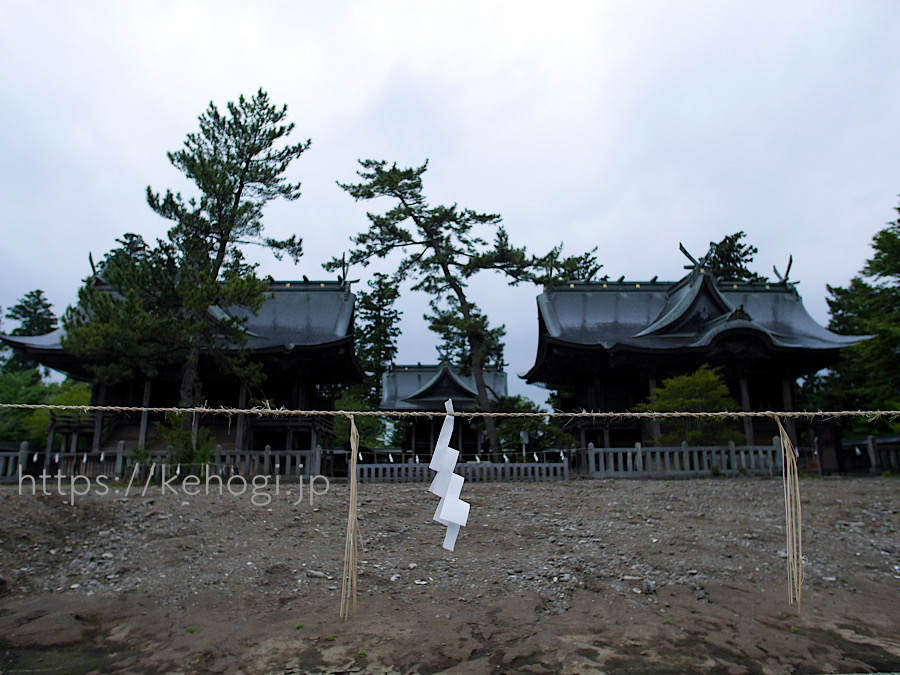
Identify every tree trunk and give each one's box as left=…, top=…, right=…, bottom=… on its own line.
left=469, top=356, right=501, bottom=460
left=179, top=341, right=201, bottom=408
left=437, top=261, right=501, bottom=459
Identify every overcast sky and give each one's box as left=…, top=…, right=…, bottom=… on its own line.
left=2, top=1, right=899, bottom=402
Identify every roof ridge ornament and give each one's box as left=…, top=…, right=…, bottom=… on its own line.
left=679, top=242, right=715, bottom=276
left=773, top=255, right=795, bottom=285
left=679, top=243, right=699, bottom=269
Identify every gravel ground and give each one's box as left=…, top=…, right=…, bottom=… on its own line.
left=0, top=475, right=898, bottom=674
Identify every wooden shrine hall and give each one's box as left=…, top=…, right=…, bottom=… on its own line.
left=523, top=245, right=865, bottom=448
left=380, top=363, right=508, bottom=457
left=1, top=280, right=365, bottom=460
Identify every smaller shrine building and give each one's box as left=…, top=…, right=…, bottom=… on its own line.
left=380, top=363, right=508, bottom=457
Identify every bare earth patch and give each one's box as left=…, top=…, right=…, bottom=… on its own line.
left=1, top=477, right=898, bottom=674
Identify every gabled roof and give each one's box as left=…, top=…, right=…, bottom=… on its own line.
left=380, top=363, right=508, bottom=411
left=525, top=262, right=867, bottom=384
left=1, top=281, right=364, bottom=382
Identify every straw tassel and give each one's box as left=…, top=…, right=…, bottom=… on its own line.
left=775, top=416, right=803, bottom=609
left=340, top=415, right=362, bottom=620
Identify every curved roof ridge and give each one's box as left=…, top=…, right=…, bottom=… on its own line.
left=405, top=363, right=478, bottom=401
left=635, top=272, right=734, bottom=337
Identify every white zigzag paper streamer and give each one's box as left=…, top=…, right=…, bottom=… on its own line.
left=428, top=399, right=470, bottom=551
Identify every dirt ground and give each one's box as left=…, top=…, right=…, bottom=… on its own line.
left=0, top=474, right=898, bottom=674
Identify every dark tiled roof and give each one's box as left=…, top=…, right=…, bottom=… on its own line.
left=381, top=363, right=508, bottom=411
left=525, top=267, right=866, bottom=383
left=231, top=281, right=356, bottom=351
left=1, top=281, right=363, bottom=380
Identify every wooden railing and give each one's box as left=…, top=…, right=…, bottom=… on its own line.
left=842, top=435, right=900, bottom=474
left=0, top=442, right=28, bottom=482
left=586, top=439, right=782, bottom=478
left=6, top=442, right=321, bottom=480
left=357, top=460, right=569, bottom=484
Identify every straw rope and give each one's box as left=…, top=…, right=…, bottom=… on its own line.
left=1, top=402, right=898, bottom=421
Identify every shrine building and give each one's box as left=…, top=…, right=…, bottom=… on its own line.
left=380, top=362, right=507, bottom=457
left=1, top=280, right=364, bottom=459
left=523, top=246, right=865, bottom=449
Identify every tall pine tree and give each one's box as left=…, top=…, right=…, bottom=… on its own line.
left=802, top=201, right=900, bottom=429
left=355, top=272, right=402, bottom=408
left=328, top=159, right=597, bottom=455
left=64, top=90, right=309, bottom=408
left=3, top=290, right=58, bottom=374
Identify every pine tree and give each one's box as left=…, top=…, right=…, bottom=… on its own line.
left=64, top=90, right=309, bottom=408
left=801, top=201, right=900, bottom=431
left=328, top=160, right=595, bottom=456
left=6, top=290, right=57, bottom=336
left=706, top=231, right=767, bottom=282
left=3, top=290, right=58, bottom=374
left=355, top=272, right=402, bottom=408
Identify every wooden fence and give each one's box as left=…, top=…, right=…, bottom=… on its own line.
left=586, top=439, right=782, bottom=478
left=357, top=460, right=569, bottom=484
left=0, top=442, right=28, bottom=483
left=0, top=442, right=319, bottom=483
left=842, top=435, right=900, bottom=474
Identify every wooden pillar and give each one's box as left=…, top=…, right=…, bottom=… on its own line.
left=739, top=377, right=754, bottom=445
left=44, top=425, right=55, bottom=472
left=867, top=435, right=879, bottom=473
left=138, top=380, right=152, bottom=450
left=781, top=378, right=798, bottom=446
left=236, top=383, right=248, bottom=451
left=312, top=429, right=321, bottom=475
left=603, top=426, right=610, bottom=449
left=18, top=442, right=28, bottom=478
left=191, top=413, right=199, bottom=450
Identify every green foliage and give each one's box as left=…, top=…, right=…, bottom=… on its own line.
left=6, top=290, right=58, bottom=336
left=801, top=204, right=900, bottom=433
left=355, top=273, right=401, bottom=408
left=429, top=297, right=505, bottom=374
left=492, top=395, right=574, bottom=453
left=63, top=234, right=185, bottom=383
left=3, top=290, right=58, bottom=374
left=530, top=240, right=602, bottom=288
left=20, top=379, right=91, bottom=446
left=154, top=414, right=216, bottom=466
left=63, top=90, right=308, bottom=407
left=634, top=365, right=743, bottom=445
left=706, top=231, right=767, bottom=282
left=0, top=291, right=67, bottom=442
left=333, top=388, right=385, bottom=448
left=0, top=368, right=46, bottom=442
